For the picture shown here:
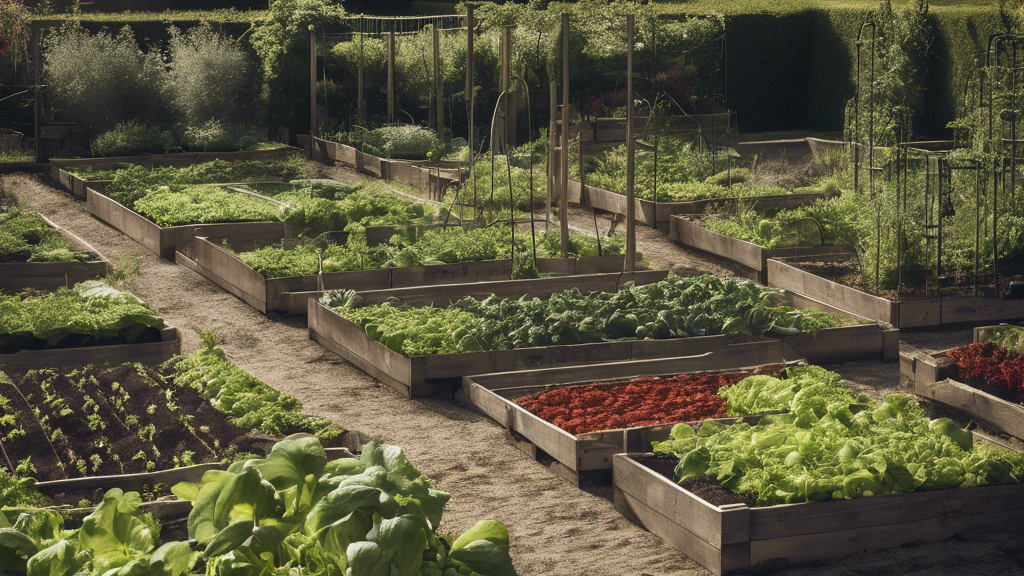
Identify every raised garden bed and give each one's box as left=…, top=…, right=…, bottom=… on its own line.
left=769, top=255, right=1024, bottom=329
left=0, top=212, right=110, bottom=292
left=458, top=355, right=793, bottom=484
left=613, top=444, right=1024, bottom=576
left=0, top=325, right=179, bottom=373
left=50, top=146, right=300, bottom=197
left=309, top=272, right=898, bottom=398
left=306, top=136, right=459, bottom=198
left=669, top=216, right=849, bottom=284
left=179, top=232, right=629, bottom=314
left=902, top=324, right=1024, bottom=440
left=86, top=186, right=290, bottom=260
left=567, top=180, right=831, bottom=228
left=614, top=362, right=1024, bottom=575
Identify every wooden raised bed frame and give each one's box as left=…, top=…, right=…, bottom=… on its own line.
left=566, top=180, right=830, bottom=227
left=49, top=147, right=301, bottom=198
left=86, top=187, right=289, bottom=261
left=307, top=137, right=459, bottom=199
left=308, top=271, right=899, bottom=398
left=178, top=233, right=631, bottom=314
left=35, top=446, right=353, bottom=520
left=458, top=353, right=795, bottom=485
left=901, top=324, right=1024, bottom=440
left=768, top=256, right=1024, bottom=328
left=0, top=326, right=180, bottom=373
left=1, top=213, right=110, bottom=292
left=614, top=433, right=1024, bottom=575
left=669, top=216, right=849, bottom=284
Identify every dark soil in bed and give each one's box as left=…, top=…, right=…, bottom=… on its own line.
left=0, top=363, right=273, bottom=493
left=632, top=454, right=755, bottom=507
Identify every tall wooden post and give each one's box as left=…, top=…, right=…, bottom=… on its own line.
left=500, top=26, right=516, bottom=148
left=467, top=5, right=476, bottom=208
left=624, top=14, right=636, bottom=271
left=33, top=23, right=41, bottom=163
left=387, top=23, right=395, bottom=123
left=434, top=26, right=444, bottom=140
left=560, top=13, right=570, bottom=258
left=547, top=78, right=556, bottom=231
left=309, top=26, right=317, bottom=157
left=357, top=21, right=365, bottom=126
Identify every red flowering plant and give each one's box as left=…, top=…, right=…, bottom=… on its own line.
left=947, top=341, right=1024, bottom=404
left=515, top=364, right=783, bottom=435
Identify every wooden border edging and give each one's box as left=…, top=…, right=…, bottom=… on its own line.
left=567, top=180, right=830, bottom=227
left=669, top=216, right=849, bottom=284
left=86, top=187, right=289, bottom=260
left=902, top=325, right=1024, bottom=440
left=458, top=354, right=797, bottom=483
left=0, top=213, right=110, bottom=291
left=308, top=272, right=897, bottom=398
left=768, top=257, right=1024, bottom=328
left=178, top=235, right=629, bottom=315
left=614, top=442, right=1024, bottom=575
left=40, top=447, right=354, bottom=520
left=49, top=147, right=301, bottom=197
left=0, top=326, right=180, bottom=373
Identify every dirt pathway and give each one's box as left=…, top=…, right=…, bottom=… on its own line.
left=7, top=171, right=1022, bottom=576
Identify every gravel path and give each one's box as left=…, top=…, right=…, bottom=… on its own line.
left=7, top=170, right=1023, bottom=576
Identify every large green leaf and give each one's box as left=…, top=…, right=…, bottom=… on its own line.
left=255, top=434, right=327, bottom=516
left=451, top=520, right=510, bottom=553
left=449, top=540, right=518, bottom=576
left=26, top=539, right=84, bottom=576
left=345, top=541, right=387, bottom=576
left=368, top=514, right=427, bottom=576
left=305, top=485, right=388, bottom=535
left=78, top=489, right=155, bottom=574
left=149, top=541, right=199, bottom=576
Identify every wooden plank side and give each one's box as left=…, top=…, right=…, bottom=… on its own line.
left=768, top=259, right=897, bottom=325
left=669, top=217, right=766, bottom=271
left=391, top=260, right=513, bottom=288
left=749, top=505, right=1024, bottom=568
left=193, top=238, right=268, bottom=305
left=0, top=261, right=108, bottom=291
left=573, top=255, right=628, bottom=275
left=749, top=482, right=1024, bottom=542
left=783, top=324, right=887, bottom=362
left=614, top=454, right=746, bottom=549
left=917, top=377, right=1024, bottom=441
left=86, top=188, right=164, bottom=256
left=489, top=341, right=633, bottom=374
left=0, top=329, right=181, bottom=372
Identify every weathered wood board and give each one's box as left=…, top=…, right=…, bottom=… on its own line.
left=669, top=216, right=849, bottom=284
left=0, top=213, right=110, bottom=291
left=308, top=272, right=897, bottom=397
left=459, top=353, right=794, bottom=480
left=614, top=439, right=1024, bottom=575
left=566, top=180, right=830, bottom=227
left=0, top=326, right=181, bottom=373
left=180, top=235, right=628, bottom=315
left=769, top=257, right=1024, bottom=328
left=309, top=137, right=460, bottom=198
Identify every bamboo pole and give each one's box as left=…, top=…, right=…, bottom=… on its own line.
left=560, top=13, right=570, bottom=258
left=310, top=27, right=318, bottom=158
left=624, top=14, right=636, bottom=271
left=387, top=24, right=395, bottom=123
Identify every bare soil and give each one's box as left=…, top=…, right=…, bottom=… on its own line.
left=7, top=168, right=1024, bottom=575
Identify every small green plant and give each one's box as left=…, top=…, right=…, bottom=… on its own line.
left=91, top=121, right=175, bottom=157
left=107, top=253, right=142, bottom=283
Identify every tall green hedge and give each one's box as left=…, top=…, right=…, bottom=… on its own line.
left=659, top=1, right=1007, bottom=136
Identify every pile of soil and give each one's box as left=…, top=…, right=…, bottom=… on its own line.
left=0, top=364, right=273, bottom=485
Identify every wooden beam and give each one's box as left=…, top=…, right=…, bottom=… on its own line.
left=560, top=13, right=570, bottom=258
left=310, top=27, right=317, bottom=154
left=467, top=5, right=476, bottom=209
left=33, top=22, right=42, bottom=163
left=434, top=26, right=444, bottom=140
left=358, top=25, right=365, bottom=126
left=625, top=14, right=636, bottom=271
left=387, top=25, right=395, bottom=123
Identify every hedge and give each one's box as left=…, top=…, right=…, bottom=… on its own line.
left=33, top=10, right=265, bottom=47
left=654, top=1, right=1008, bottom=136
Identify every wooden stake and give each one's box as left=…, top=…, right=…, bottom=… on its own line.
left=434, top=26, right=444, bottom=140
left=387, top=24, right=395, bottom=123
left=560, top=13, right=570, bottom=258
left=33, top=23, right=41, bottom=163
left=358, top=21, right=365, bottom=126
left=467, top=6, right=476, bottom=210
left=310, top=27, right=317, bottom=157
left=625, top=14, right=636, bottom=272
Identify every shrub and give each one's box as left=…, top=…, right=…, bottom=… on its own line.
left=90, top=121, right=175, bottom=157
left=44, top=23, right=169, bottom=133
left=180, top=119, right=263, bottom=152
left=167, top=23, right=260, bottom=127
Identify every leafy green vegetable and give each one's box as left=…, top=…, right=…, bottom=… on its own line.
left=326, top=273, right=852, bottom=356
left=0, top=209, right=92, bottom=264
left=167, top=336, right=343, bottom=442
left=654, top=366, right=1024, bottom=506
left=0, top=281, right=165, bottom=354
left=131, top=185, right=285, bottom=228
